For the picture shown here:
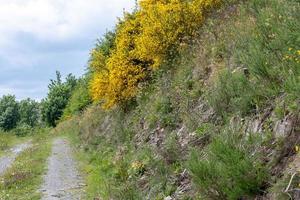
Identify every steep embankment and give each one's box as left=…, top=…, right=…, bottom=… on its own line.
left=57, top=0, right=299, bottom=199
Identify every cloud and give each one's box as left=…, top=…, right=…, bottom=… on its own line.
left=0, top=0, right=135, bottom=100
left=0, top=80, right=46, bottom=101
left=0, top=0, right=134, bottom=41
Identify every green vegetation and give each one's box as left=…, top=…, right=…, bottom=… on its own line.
left=0, top=95, right=41, bottom=132
left=207, top=0, right=300, bottom=119
left=189, top=128, right=267, bottom=199
left=62, top=78, right=91, bottom=119
left=0, top=133, right=52, bottom=200
left=18, top=98, right=40, bottom=127
left=54, top=0, right=299, bottom=199
left=0, top=132, right=27, bottom=156
left=41, top=71, right=77, bottom=127
left=0, top=0, right=299, bottom=199
left=0, top=95, right=20, bottom=131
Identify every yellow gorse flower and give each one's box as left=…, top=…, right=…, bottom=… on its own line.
left=131, top=161, right=145, bottom=170
left=89, top=0, right=222, bottom=109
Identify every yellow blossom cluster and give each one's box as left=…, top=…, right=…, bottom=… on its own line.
left=90, top=0, right=221, bottom=109
left=131, top=160, right=145, bottom=170
left=130, top=160, right=146, bottom=176
left=283, top=48, right=300, bottom=63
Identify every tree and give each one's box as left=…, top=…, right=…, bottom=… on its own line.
left=41, top=71, right=77, bottom=127
left=62, top=78, right=91, bottom=119
left=0, top=95, right=20, bottom=131
left=19, top=98, right=40, bottom=127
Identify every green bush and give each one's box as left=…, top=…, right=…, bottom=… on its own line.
left=161, top=134, right=181, bottom=165
left=63, top=78, right=91, bottom=119
left=154, top=96, right=178, bottom=128
left=14, top=124, right=33, bottom=137
left=19, top=98, right=40, bottom=127
left=189, top=129, right=267, bottom=199
left=41, top=71, right=77, bottom=127
left=0, top=95, right=20, bottom=131
left=208, top=70, right=255, bottom=117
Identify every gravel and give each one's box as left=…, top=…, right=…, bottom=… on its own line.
left=40, top=138, right=84, bottom=200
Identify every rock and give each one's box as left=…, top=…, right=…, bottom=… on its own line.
left=248, top=119, right=261, bottom=133
left=274, top=117, right=293, bottom=138
left=164, top=196, right=172, bottom=200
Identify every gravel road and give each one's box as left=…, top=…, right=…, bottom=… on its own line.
left=40, top=138, right=84, bottom=200
left=0, top=142, right=31, bottom=175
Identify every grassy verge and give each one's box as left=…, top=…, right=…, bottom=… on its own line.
left=0, top=133, right=29, bottom=157
left=0, top=132, right=52, bottom=200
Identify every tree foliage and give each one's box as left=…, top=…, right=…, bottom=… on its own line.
left=41, top=71, right=77, bottom=127
left=19, top=98, right=40, bottom=127
left=62, top=78, right=92, bottom=119
left=0, top=95, right=20, bottom=131
left=89, top=0, right=222, bottom=109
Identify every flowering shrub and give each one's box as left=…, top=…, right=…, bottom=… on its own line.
left=90, top=14, right=146, bottom=108
left=90, top=0, right=222, bottom=109
left=136, top=0, right=221, bottom=69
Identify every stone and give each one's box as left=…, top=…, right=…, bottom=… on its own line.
left=274, top=117, right=293, bottom=138
left=164, top=196, right=172, bottom=200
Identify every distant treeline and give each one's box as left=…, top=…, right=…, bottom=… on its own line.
left=0, top=71, right=91, bottom=133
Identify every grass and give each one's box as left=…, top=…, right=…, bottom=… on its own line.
left=52, top=0, right=299, bottom=199
left=0, top=132, right=52, bottom=200
left=57, top=114, right=183, bottom=200
left=60, top=118, right=141, bottom=199
left=0, top=132, right=29, bottom=157
left=188, top=127, right=267, bottom=199
left=207, top=0, right=300, bottom=120
left=268, top=171, right=300, bottom=200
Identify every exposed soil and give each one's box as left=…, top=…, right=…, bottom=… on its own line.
left=40, top=138, right=84, bottom=200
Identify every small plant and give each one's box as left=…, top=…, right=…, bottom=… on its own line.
left=189, top=128, right=267, bottom=199
left=207, top=70, right=255, bottom=117
left=161, top=134, right=181, bottom=164
left=130, top=161, right=146, bottom=176
left=196, top=123, right=214, bottom=136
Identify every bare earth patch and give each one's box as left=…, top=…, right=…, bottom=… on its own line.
left=41, top=138, right=84, bottom=200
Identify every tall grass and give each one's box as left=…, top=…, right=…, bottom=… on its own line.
left=189, top=128, right=267, bottom=199
left=207, top=0, right=300, bottom=119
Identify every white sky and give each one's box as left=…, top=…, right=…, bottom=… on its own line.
left=0, top=0, right=135, bottom=100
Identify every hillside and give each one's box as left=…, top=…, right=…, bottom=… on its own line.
left=55, top=0, right=300, bottom=199
left=0, top=0, right=299, bottom=199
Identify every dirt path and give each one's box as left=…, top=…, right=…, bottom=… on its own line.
left=0, top=142, right=31, bottom=175
left=40, top=138, right=84, bottom=200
